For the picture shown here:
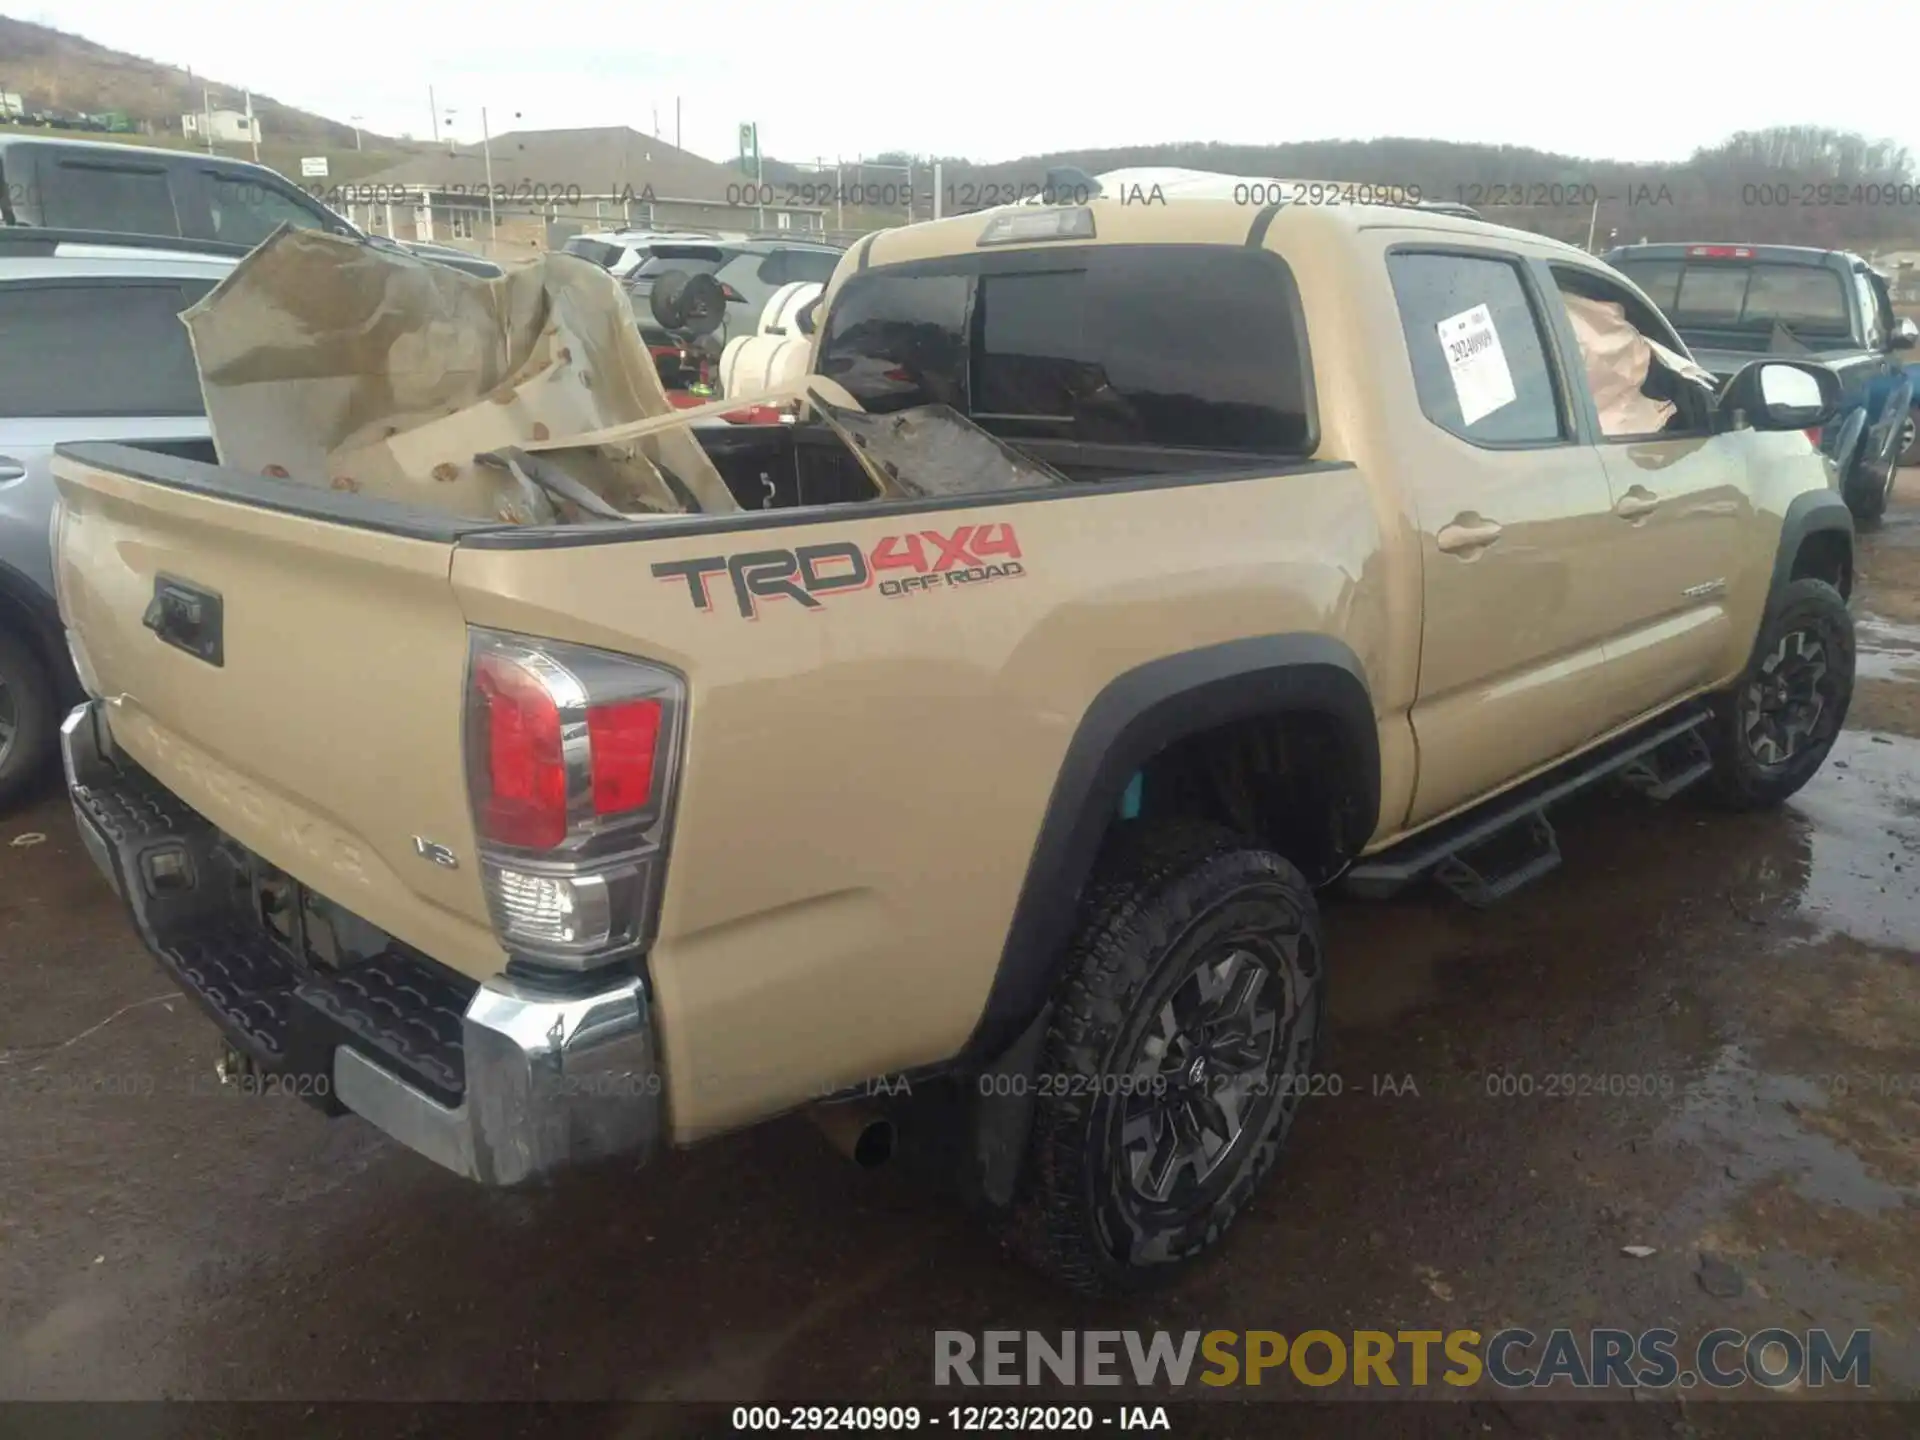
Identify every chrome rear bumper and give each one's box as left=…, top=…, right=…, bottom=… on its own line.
left=62, top=701, right=662, bottom=1186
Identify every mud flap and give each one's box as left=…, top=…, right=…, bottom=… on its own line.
left=966, top=1002, right=1054, bottom=1210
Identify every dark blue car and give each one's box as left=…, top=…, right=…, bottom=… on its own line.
left=1604, top=242, right=1914, bottom=523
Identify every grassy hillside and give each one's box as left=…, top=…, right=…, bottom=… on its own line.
left=0, top=15, right=402, bottom=152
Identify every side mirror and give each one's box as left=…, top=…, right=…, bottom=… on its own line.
left=1894, top=317, right=1918, bottom=351
left=1719, top=359, right=1840, bottom=432
left=795, top=297, right=821, bottom=337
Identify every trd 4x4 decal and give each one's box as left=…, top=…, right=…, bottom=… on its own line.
left=653, top=523, right=1026, bottom=619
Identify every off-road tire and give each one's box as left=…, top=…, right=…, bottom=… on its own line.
left=1007, top=820, right=1325, bottom=1296
left=1702, top=577, right=1854, bottom=810
left=0, top=627, right=56, bottom=811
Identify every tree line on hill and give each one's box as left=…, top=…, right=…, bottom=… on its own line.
left=850, top=126, right=1920, bottom=252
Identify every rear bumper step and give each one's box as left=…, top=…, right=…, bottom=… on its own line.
left=61, top=701, right=662, bottom=1186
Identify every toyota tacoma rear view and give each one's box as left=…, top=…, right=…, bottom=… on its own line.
left=53, top=201, right=1857, bottom=1294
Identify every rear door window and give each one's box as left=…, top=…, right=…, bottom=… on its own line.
left=36, top=155, right=181, bottom=235
left=816, top=246, right=1314, bottom=454
left=1386, top=250, right=1566, bottom=446
left=0, top=281, right=209, bottom=418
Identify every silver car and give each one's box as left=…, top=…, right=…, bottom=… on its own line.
left=0, top=233, right=232, bottom=806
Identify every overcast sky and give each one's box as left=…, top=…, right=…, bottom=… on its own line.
left=27, top=1, right=1919, bottom=169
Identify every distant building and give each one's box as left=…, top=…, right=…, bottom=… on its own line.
left=183, top=109, right=261, bottom=145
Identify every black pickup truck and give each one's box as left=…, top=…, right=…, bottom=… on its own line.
left=1605, top=242, right=1914, bottom=523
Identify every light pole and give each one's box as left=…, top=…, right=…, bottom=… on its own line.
left=481, top=106, right=496, bottom=247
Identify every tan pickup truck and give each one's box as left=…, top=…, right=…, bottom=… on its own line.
left=53, top=199, right=1856, bottom=1295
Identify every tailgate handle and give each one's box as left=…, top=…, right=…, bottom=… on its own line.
left=143, top=576, right=224, bottom=667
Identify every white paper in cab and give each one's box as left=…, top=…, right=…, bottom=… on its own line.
left=1436, top=303, right=1517, bottom=426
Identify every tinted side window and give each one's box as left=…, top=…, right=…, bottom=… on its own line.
left=0, top=283, right=206, bottom=418
left=39, top=159, right=180, bottom=235
left=1387, top=251, right=1564, bottom=445
left=785, top=250, right=842, bottom=285
left=564, top=237, right=624, bottom=269
left=206, top=174, right=332, bottom=247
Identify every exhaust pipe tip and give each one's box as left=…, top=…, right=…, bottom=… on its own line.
left=809, top=1101, right=897, bottom=1168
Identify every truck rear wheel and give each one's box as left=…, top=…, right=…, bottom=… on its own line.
left=1703, top=577, right=1854, bottom=810
left=1008, top=820, right=1325, bottom=1296
left=0, top=627, right=56, bottom=810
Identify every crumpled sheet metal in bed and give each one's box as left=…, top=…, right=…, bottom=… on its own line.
left=181, top=227, right=738, bottom=520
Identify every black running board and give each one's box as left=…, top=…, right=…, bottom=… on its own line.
left=1344, top=703, right=1714, bottom=905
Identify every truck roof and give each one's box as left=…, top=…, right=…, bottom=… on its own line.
left=0, top=133, right=284, bottom=170
left=1607, top=241, right=1862, bottom=268
left=864, top=196, right=1589, bottom=269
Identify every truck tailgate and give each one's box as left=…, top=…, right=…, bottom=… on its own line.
left=53, top=449, right=505, bottom=980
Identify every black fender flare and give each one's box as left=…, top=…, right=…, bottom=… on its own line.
left=1765, top=489, right=1855, bottom=619
left=959, top=633, right=1379, bottom=1067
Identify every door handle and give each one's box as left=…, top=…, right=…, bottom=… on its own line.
left=1615, top=486, right=1660, bottom=520
left=0, top=456, right=26, bottom=484
left=1436, top=515, right=1504, bottom=555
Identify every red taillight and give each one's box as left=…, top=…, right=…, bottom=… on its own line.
left=587, top=699, right=661, bottom=815
left=465, top=630, right=684, bottom=969
left=475, top=652, right=568, bottom=849
left=1805, top=427, right=1823, bottom=448
left=1688, top=245, right=1754, bottom=258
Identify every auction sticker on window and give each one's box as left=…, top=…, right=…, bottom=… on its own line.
left=1437, top=303, right=1516, bottom=425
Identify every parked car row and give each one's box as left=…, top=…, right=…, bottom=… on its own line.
left=0, top=134, right=501, bottom=275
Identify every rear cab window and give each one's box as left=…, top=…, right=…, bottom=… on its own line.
left=0, top=280, right=213, bottom=418
left=815, top=245, right=1315, bottom=458
left=1614, top=256, right=1853, bottom=343
left=1385, top=250, right=1566, bottom=445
